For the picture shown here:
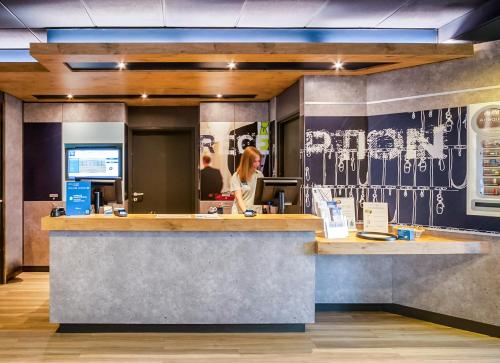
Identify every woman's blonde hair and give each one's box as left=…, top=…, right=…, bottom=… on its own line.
left=236, top=146, right=261, bottom=183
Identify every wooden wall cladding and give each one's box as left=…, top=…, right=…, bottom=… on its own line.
left=23, top=201, right=64, bottom=266
left=23, top=123, right=62, bottom=201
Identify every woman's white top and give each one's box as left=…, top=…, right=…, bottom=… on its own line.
left=230, top=170, right=263, bottom=214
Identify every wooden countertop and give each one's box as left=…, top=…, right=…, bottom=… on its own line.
left=316, top=231, right=495, bottom=255
left=41, top=214, right=323, bottom=232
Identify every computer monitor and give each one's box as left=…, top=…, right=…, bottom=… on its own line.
left=89, top=179, right=123, bottom=205
left=254, top=177, right=302, bottom=214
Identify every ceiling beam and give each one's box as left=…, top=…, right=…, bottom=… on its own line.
left=0, top=42, right=474, bottom=106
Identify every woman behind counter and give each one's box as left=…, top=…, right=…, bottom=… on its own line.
left=230, top=146, right=263, bottom=214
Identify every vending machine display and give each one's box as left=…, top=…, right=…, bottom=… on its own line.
left=467, top=101, right=500, bottom=216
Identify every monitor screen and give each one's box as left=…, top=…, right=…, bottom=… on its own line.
left=66, top=145, right=122, bottom=180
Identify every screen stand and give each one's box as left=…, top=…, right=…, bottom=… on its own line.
left=277, top=190, right=285, bottom=214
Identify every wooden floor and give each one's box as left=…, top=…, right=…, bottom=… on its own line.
left=0, top=273, right=499, bottom=363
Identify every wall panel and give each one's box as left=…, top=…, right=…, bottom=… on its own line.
left=23, top=123, right=62, bottom=201
left=24, top=103, right=62, bottom=123
left=366, top=40, right=500, bottom=116
left=23, top=201, right=64, bottom=266
left=62, top=103, right=126, bottom=123
left=4, top=94, right=23, bottom=279
left=276, top=81, right=300, bottom=121
left=393, top=242, right=500, bottom=326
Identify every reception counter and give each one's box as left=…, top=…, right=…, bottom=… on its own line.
left=42, top=214, right=498, bottom=332
left=42, top=214, right=322, bottom=331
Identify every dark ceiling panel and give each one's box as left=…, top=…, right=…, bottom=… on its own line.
left=308, top=0, right=407, bottom=28
left=455, top=16, right=500, bottom=41
left=2, top=0, right=94, bottom=28
left=65, top=61, right=395, bottom=71
left=380, top=0, right=490, bottom=28
left=439, top=0, right=500, bottom=42
left=34, top=94, right=257, bottom=100
left=0, top=3, right=24, bottom=28
left=164, top=0, right=245, bottom=27
left=238, top=0, right=326, bottom=27
left=84, top=0, right=163, bottom=27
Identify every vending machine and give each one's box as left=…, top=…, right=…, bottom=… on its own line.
left=467, top=101, right=500, bottom=216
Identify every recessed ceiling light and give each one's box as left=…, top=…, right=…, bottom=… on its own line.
left=117, top=62, right=126, bottom=70
left=216, top=94, right=223, bottom=98
left=66, top=94, right=73, bottom=99
left=333, top=61, right=344, bottom=70
left=227, top=61, right=237, bottom=70
left=141, top=93, right=148, bottom=99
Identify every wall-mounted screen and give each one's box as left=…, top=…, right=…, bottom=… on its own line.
left=65, top=144, right=122, bottom=180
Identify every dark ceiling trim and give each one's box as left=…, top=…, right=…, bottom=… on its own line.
left=33, top=94, right=257, bottom=100
left=439, top=0, right=500, bottom=42
left=64, top=61, right=395, bottom=72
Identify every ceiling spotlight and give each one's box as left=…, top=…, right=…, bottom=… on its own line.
left=141, top=93, right=148, bottom=99
left=216, top=94, right=223, bottom=98
left=66, top=94, right=74, bottom=99
left=117, top=62, right=126, bottom=70
left=227, top=61, right=237, bottom=70
left=333, top=61, right=344, bottom=70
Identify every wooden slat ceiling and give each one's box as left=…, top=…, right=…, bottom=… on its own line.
left=0, top=42, right=474, bottom=106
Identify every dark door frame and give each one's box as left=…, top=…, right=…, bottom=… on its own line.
left=127, top=126, right=197, bottom=214
left=0, top=93, right=4, bottom=283
left=276, top=112, right=304, bottom=212
left=277, top=114, right=301, bottom=178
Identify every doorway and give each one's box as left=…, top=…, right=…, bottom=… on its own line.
left=130, top=129, right=195, bottom=214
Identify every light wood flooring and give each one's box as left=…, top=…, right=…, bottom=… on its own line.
left=0, top=273, right=498, bottom=362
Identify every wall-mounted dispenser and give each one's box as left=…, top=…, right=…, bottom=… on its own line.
left=467, top=101, right=500, bottom=217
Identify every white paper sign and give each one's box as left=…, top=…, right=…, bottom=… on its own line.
left=311, top=187, right=332, bottom=216
left=332, top=197, right=357, bottom=231
left=363, top=202, right=388, bottom=233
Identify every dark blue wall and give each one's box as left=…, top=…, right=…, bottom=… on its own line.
left=304, top=107, right=500, bottom=233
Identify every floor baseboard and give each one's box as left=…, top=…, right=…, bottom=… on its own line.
left=21, top=266, right=49, bottom=272
left=57, top=323, right=305, bottom=333
left=315, top=303, right=500, bottom=338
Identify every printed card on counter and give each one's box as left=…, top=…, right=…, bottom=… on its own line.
left=332, top=197, right=357, bottom=231
left=194, top=214, right=221, bottom=219
left=362, top=202, right=388, bottom=233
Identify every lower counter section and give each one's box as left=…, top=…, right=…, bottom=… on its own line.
left=50, top=231, right=316, bottom=325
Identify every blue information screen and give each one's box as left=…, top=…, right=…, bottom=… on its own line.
left=66, top=148, right=120, bottom=179
left=66, top=181, right=91, bottom=216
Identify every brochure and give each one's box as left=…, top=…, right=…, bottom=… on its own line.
left=332, top=197, right=356, bottom=231
left=311, top=187, right=332, bottom=216
left=322, top=201, right=349, bottom=239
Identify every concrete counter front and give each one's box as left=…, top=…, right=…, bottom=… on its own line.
left=42, top=214, right=322, bottom=331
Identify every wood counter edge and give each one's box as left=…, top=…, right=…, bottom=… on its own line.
left=41, top=215, right=324, bottom=232
left=315, top=238, right=492, bottom=255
